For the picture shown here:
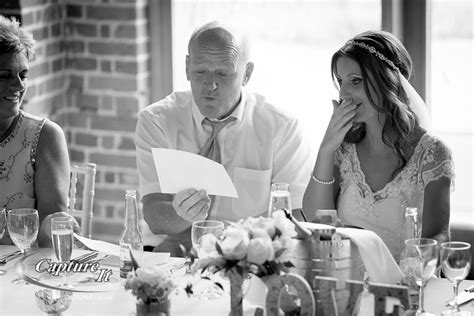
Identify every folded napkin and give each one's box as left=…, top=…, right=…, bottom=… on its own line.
left=73, top=233, right=170, bottom=266
left=336, top=227, right=404, bottom=285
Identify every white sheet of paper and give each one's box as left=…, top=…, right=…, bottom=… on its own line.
left=151, top=148, right=238, bottom=197
left=74, top=233, right=120, bottom=256
left=73, top=234, right=170, bottom=266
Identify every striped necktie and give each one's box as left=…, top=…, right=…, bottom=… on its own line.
left=199, top=117, right=236, bottom=163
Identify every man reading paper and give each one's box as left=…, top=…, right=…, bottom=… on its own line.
left=134, top=21, right=312, bottom=256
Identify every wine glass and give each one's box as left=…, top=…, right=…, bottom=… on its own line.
left=7, top=208, right=40, bottom=285
left=401, top=238, right=438, bottom=316
left=268, top=183, right=292, bottom=217
left=51, top=217, right=75, bottom=289
left=191, top=220, right=224, bottom=299
left=440, top=241, right=472, bottom=316
left=0, top=208, right=7, bottom=276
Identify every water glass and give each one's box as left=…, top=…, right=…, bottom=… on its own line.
left=268, top=183, right=292, bottom=217
left=7, top=208, right=39, bottom=254
left=191, top=220, right=224, bottom=299
left=7, top=208, right=40, bottom=285
left=401, top=238, right=438, bottom=316
left=440, top=241, right=472, bottom=316
left=192, top=220, right=224, bottom=258
left=51, top=217, right=75, bottom=289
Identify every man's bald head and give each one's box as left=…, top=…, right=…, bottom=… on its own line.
left=187, top=21, right=250, bottom=64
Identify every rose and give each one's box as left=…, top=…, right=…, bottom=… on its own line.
left=126, top=266, right=177, bottom=302
left=272, top=235, right=294, bottom=263
left=247, top=237, right=275, bottom=265
left=136, top=266, right=172, bottom=286
left=200, top=233, right=218, bottom=254
left=219, top=227, right=249, bottom=260
left=272, top=210, right=296, bottom=237
left=252, top=217, right=276, bottom=238
left=250, top=227, right=271, bottom=239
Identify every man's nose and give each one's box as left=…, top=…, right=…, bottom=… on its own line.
left=204, top=74, right=217, bottom=90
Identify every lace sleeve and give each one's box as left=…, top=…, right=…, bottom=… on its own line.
left=420, top=137, right=455, bottom=189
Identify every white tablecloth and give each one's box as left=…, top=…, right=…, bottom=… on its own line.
left=0, top=246, right=473, bottom=315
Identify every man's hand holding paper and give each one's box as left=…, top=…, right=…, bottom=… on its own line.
left=152, top=148, right=238, bottom=223
left=172, top=188, right=211, bottom=222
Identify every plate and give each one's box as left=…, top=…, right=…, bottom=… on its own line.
left=15, top=249, right=121, bottom=292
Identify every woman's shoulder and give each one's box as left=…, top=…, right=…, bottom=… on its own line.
left=22, top=110, right=45, bottom=122
left=411, top=131, right=453, bottom=171
left=38, top=119, right=66, bottom=145
left=416, top=132, right=452, bottom=156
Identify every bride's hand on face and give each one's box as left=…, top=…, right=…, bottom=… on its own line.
left=320, top=99, right=357, bottom=153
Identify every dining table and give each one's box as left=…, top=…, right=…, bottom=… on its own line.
left=0, top=245, right=473, bottom=315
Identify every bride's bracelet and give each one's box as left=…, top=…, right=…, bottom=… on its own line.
left=311, top=173, right=335, bottom=185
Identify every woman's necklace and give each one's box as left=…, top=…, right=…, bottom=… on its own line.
left=0, top=113, right=21, bottom=144
left=0, top=113, right=22, bottom=176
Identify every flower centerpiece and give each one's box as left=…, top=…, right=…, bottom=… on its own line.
left=191, top=210, right=296, bottom=316
left=124, top=265, right=177, bottom=316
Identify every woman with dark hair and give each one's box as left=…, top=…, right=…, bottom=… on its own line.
left=0, top=15, right=78, bottom=246
left=303, top=30, right=453, bottom=261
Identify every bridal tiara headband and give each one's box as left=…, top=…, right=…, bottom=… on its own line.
left=346, top=40, right=399, bottom=72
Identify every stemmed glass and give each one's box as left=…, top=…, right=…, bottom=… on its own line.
left=401, top=238, right=438, bottom=316
left=7, top=208, right=40, bottom=285
left=0, top=208, right=7, bottom=276
left=191, top=220, right=224, bottom=299
left=440, top=241, right=472, bottom=316
left=268, top=183, right=292, bottom=217
left=51, top=217, right=75, bottom=289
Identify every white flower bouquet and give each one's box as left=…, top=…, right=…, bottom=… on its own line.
left=191, top=210, right=297, bottom=278
left=124, top=265, right=177, bottom=305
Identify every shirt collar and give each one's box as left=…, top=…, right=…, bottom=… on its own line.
left=191, top=90, right=246, bottom=127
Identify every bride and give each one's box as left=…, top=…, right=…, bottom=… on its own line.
left=303, top=30, right=453, bottom=261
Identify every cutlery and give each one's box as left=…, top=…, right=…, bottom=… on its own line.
left=0, top=251, right=23, bottom=264
left=446, top=285, right=474, bottom=306
left=169, top=262, right=188, bottom=274
left=0, top=250, right=22, bottom=261
left=92, top=254, right=111, bottom=263
left=71, top=251, right=99, bottom=263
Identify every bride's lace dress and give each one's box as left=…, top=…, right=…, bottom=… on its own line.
left=335, top=133, right=454, bottom=261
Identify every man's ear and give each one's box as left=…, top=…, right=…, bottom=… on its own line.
left=185, top=55, right=190, bottom=81
left=242, top=62, right=254, bottom=86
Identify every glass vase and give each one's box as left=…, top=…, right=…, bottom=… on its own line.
left=135, top=297, right=170, bottom=316
left=226, top=269, right=244, bottom=316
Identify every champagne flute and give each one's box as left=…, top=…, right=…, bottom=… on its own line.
left=191, top=220, right=224, bottom=299
left=0, top=208, right=7, bottom=276
left=441, top=241, right=472, bottom=316
left=7, top=208, right=40, bottom=285
left=51, top=217, right=75, bottom=289
left=268, top=183, right=292, bottom=217
left=401, top=238, right=438, bottom=316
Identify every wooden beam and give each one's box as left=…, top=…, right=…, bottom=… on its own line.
left=149, top=0, right=173, bottom=103
left=381, top=0, right=430, bottom=107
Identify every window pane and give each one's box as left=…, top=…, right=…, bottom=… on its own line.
left=430, top=0, right=473, bottom=226
left=172, top=0, right=381, bottom=151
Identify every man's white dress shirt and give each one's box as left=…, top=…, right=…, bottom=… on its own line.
left=135, top=90, right=313, bottom=245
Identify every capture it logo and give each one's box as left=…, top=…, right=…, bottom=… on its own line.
left=34, top=259, right=113, bottom=282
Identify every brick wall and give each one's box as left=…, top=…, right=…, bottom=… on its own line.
left=3, top=0, right=151, bottom=242
left=11, top=0, right=68, bottom=120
